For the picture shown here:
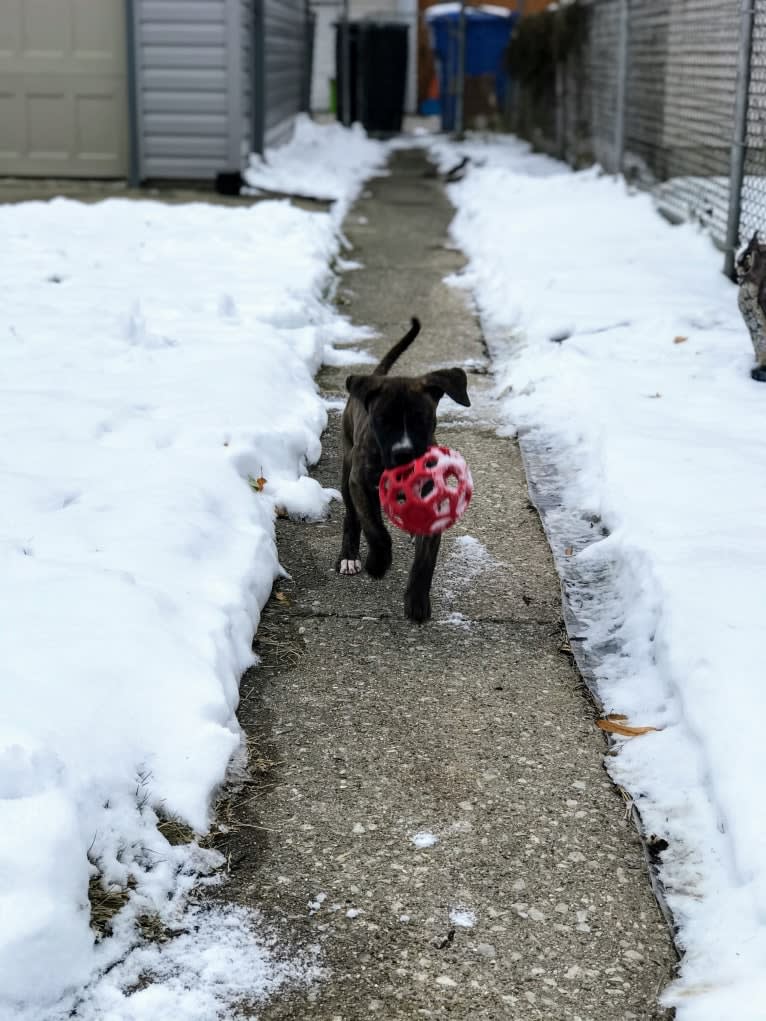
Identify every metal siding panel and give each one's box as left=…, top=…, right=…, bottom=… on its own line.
left=144, top=112, right=227, bottom=133
left=142, top=45, right=228, bottom=67
left=260, top=0, right=309, bottom=150
left=141, top=24, right=227, bottom=45
left=135, top=0, right=232, bottom=178
left=144, top=135, right=227, bottom=156
left=142, top=1, right=225, bottom=22
left=142, top=68, right=227, bottom=89
left=241, top=0, right=253, bottom=160
left=225, top=0, right=242, bottom=166
left=143, top=90, right=227, bottom=113
left=143, top=154, right=224, bottom=174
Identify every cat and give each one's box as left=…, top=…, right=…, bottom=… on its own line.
left=736, top=232, right=766, bottom=382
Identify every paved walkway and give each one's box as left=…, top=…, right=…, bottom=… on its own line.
left=218, top=149, right=676, bottom=1020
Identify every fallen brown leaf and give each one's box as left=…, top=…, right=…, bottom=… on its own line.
left=248, top=474, right=267, bottom=493
left=673, top=335, right=688, bottom=344
left=274, top=591, right=289, bottom=604
left=565, top=546, right=574, bottom=556
left=597, top=719, right=659, bottom=737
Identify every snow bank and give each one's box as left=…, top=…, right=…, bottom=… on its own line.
left=0, top=164, right=367, bottom=1014
left=245, top=115, right=389, bottom=222
left=436, top=134, right=766, bottom=1017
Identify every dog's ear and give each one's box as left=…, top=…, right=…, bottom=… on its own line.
left=346, top=374, right=384, bottom=408
left=422, top=368, right=470, bottom=407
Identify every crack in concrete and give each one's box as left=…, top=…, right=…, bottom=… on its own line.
left=283, top=608, right=564, bottom=627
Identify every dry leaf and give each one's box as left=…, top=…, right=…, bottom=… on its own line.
left=605, top=713, right=628, bottom=721
left=274, top=591, right=289, bottom=604
left=596, top=719, right=659, bottom=737
left=564, top=546, right=574, bottom=556
left=673, top=335, right=688, bottom=344
left=248, top=474, right=267, bottom=493
left=275, top=505, right=289, bottom=518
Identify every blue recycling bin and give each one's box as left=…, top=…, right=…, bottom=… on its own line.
left=426, top=7, right=518, bottom=132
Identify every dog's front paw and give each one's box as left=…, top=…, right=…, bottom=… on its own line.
left=404, top=587, right=431, bottom=623
left=365, top=542, right=392, bottom=579
left=338, top=558, right=362, bottom=575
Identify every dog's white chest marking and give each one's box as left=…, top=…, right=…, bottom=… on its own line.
left=391, top=427, right=413, bottom=458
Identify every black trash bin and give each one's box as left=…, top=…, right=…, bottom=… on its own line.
left=335, top=20, right=409, bottom=135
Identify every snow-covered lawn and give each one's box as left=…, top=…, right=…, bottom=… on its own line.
left=0, top=122, right=385, bottom=1020
left=430, top=134, right=766, bottom=1019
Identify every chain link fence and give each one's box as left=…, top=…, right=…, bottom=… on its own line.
left=587, top=2, right=622, bottom=171
left=742, top=3, right=766, bottom=242
left=506, top=0, right=760, bottom=276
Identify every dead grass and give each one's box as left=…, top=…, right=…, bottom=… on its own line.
left=253, top=616, right=305, bottom=669
left=203, top=734, right=281, bottom=850
left=88, top=874, right=130, bottom=939
left=137, top=911, right=171, bottom=943
left=245, top=734, right=279, bottom=777
left=157, top=813, right=196, bottom=846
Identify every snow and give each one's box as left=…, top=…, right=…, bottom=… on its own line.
left=308, top=893, right=327, bottom=915
left=245, top=115, right=389, bottom=224
left=411, top=831, right=440, bottom=849
left=1, top=122, right=382, bottom=1017
left=453, top=534, right=491, bottom=562
left=445, top=535, right=498, bottom=585
left=449, top=908, right=477, bottom=929
left=438, top=610, right=471, bottom=629
left=64, top=906, right=322, bottom=1021
left=435, top=975, right=457, bottom=987
left=433, top=133, right=766, bottom=1018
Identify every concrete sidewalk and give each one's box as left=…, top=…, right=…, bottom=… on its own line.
left=216, top=148, right=676, bottom=1020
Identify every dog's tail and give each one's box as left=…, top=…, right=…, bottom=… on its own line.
left=372, top=317, right=421, bottom=376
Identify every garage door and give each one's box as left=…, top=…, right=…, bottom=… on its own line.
left=0, top=0, right=128, bottom=177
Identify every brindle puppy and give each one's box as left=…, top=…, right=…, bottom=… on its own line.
left=337, top=317, right=470, bottom=622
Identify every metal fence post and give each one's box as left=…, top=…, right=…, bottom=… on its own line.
left=455, top=0, right=467, bottom=138
left=125, top=0, right=141, bottom=186
left=341, top=0, right=351, bottom=127
left=302, top=1, right=316, bottom=114
left=724, top=0, right=755, bottom=278
left=554, top=62, right=565, bottom=159
left=614, top=0, right=629, bottom=174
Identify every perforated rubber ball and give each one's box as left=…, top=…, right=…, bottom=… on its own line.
left=379, top=445, right=474, bottom=536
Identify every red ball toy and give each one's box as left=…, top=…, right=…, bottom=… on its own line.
left=379, top=445, right=474, bottom=536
